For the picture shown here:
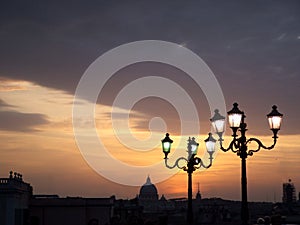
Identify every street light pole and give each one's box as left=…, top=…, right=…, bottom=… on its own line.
left=240, top=115, right=249, bottom=225
left=187, top=158, right=193, bottom=224
left=210, top=103, right=283, bottom=225
left=161, top=133, right=216, bottom=225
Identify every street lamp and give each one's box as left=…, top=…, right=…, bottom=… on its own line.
left=161, top=133, right=216, bottom=225
left=210, top=103, right=283, bottom=225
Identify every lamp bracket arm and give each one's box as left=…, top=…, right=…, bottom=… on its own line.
left=197, top=155, right=213, bottom=169
left=219, top=139, right=239, bottom=153
left=246, top=137, right=277, bottom=156
left=165, top=157, right=188, bottom=169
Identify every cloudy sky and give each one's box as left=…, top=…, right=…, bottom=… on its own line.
left=0, top=0, right=299, bottom=201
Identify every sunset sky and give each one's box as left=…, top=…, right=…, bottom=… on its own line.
left=0, top=1, right=299, bottom=202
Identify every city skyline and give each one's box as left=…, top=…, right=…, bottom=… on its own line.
left=0, top=1, right=299, bottom=202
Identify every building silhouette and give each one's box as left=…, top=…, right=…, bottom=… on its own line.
left=2, top=171, right=300, bottom=224
left=195, top=183, right=201, bottom=201
left=282, top=179, right=297, bottom=203
left=0, top=171, right=32, bottom=225
left=139, top=176, right=158, bottom=201
left=30, top=195, right=114, bottom=225
left=0, top=172, right=114, bottom=225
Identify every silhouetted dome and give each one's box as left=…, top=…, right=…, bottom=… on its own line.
left=139, top=176, right=158, bottom=200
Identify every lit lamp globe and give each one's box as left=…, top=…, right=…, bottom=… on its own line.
left=204, top=133, right=216, bottom=153
left=189, top=137, right=199, bottom=155
left=161, top=133, right=173, bottom=159
left=227, top=103, right=243, bottom=128
left=227, top=103, right=243, bottom=137
left=267, top=105, right=283, bottom=138
left=210, top=109, right=225, bottom=139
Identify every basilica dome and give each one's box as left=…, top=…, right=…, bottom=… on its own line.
left=139, top=176, right=158, bottom=200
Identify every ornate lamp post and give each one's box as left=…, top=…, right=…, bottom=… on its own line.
left=161, top=133, right=216, bottom=225
left=210, top=103, right=283, bottom=225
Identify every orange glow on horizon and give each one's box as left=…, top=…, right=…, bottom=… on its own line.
left=0, top=78, right=299, bottom=202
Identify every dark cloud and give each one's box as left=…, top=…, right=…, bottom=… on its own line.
left=0, top=1, right=299, bottom=90
left=0, top=0, right=299, bottom=134
left=0, top=111, right=49, bottom=132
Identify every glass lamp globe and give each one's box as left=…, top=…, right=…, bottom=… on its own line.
left=267, top=105, right=283, bottom=130
left=204, top=133, right=216, bottom=153
left=227, top=103, right=243, bottom=128
left=161, top=133, right=173, bottom=158
left=189, top=137, right=199, bottom=155
left=210, top=109, right=225, bottom=134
